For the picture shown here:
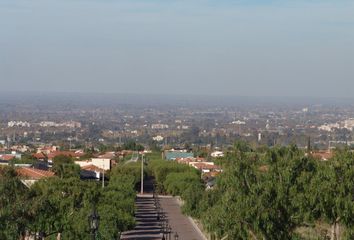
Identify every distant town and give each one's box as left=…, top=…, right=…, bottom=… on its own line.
left=2, top=94, right=354, bottom=153
left=1, top=94, right=354, bottom=239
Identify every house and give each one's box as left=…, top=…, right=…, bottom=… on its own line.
left=16, top=167, right=55, bottom=187
left=176, top=157, right=196, bottom=164
left=32, top=152, right=46, bottom=161
left=75, top=158, right=111, bottom=171
left=91, top=158, right=111, bottom=170
left=211, top=151, right=224, bottom=158
left=17, top=167, right=55, bottom=180
left=36, top=145, right=58, bottom=155
left=164, top=150, right=194, bottom=161
left=98, top=152, right=116, bottom=159
left=80, top=164, right=105, bottom=179
left=189, top=162, right=222, bottom=173
left=0, top=154, right=16, bottom=161
left=46, top=151, right=85, bottom=161
left=0, top=151, right=21, bottom=161
left=311, top=151, right=333, bottom=161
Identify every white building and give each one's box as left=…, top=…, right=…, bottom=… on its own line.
left=211, top=151, right=224, bottom=158
left=153, top=135, right=164, bottom=142
left=318, top=123, right=340, bottom=132
left=8, top=121, right=30, bottom=127
left=91, top=158, right=111, bottom=170
left=75, top=158, right=111, bottom=171
left=151, top=124, right=169, bottom=129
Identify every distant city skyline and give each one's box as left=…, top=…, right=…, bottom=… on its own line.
left=1, top=0, right=353, bottom=98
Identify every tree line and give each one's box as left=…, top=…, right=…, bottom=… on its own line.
left=0, top=161, right=139, bottom=239
left=148, top=144, right=354, bottom=240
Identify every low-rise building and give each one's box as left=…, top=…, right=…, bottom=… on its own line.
left=164, top=150, right=194, bottom=161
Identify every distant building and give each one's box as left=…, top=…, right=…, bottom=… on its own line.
left=151, top=124, right=169, bottom=129
left=343, top=119, right=354, bottom=130
left=232, top=120, right=246, bottom=125
left=164, top=150, right=194, bottom=161
left=152, top=135, right=164, bottom=142
left=189, top=162, right=222, bottom=174
left=311, top=151, right=333, bottom=161
left=16, top=167, right=55, bottom=187
left=7, top=121, right=30, bottom=128
left=76, top=158, right=111, bottom=171
left=39, top=121, right=81, bottom=128
left=0, top=151, right=21, bottom=161
left=211, top=151, right=224, bottom=158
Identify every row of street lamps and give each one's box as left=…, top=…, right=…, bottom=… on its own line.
left=153, top=183, right=179, bottom=240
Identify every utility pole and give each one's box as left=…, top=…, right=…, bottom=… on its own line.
left=102, top=159, right=105, bottom=189
left=140, top=154, right=144, bottom=195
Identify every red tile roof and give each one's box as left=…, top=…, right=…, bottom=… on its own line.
left=81, top=164, right=105, bottom=173
left=191, top=162, right=221, bottom=170
left=16, top=167, right=55, bottom=180
left=47, top=151, right=85, bottom=159
left=98, top=152, right=116, bottom=159
left=32, top=152, right=46, bottom=159
left=311, top=151, right=333, bottom=161
left=0, top=154, right=15, bottom=161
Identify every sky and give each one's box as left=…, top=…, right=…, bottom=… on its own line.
left=0, top=0, right=353, bottom=98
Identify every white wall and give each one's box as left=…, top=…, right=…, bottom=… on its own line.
left=91, top=158, right=111, bottom=170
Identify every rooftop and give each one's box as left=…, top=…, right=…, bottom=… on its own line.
left=16, top=167, right=55, bottom=180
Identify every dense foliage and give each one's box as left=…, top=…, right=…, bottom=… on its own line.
left=148, top=159, right=204, bottom=217
left=0, top=163, right=137, bottom=239
left=52, top=154, right=81, bottom=179
left=198, top=145, right=354, bottom=240
left=148, top=159, right=202, bottom=195
left=121, top=141, right=144, bottom=151
left=148, top=144, right=354, bottom=240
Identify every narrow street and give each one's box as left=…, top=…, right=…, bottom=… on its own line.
left=159, top=196, right=206, bottom=240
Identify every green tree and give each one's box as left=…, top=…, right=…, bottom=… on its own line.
left=0, top=166, right=30, bottom=239
left=52, top=155, right=81, bottom=179
left=163, top=171, right=201, bottom=196
left=201, top=146, right=319, bottom=239
left=122, top=141, right=144, bottom=151
left=309, top=150, right=354, bottom=240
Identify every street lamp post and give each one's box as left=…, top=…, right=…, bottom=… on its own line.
left=140, top=154, right=144, bottom=194
left=167, top=226, right=172, bottom=240
left=161, top=220, right=167, bottom=240
left=102, top=159, right=105, bottom=188
left=88, top=209, right=100, bottom=240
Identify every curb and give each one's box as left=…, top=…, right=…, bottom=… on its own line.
left=174, top=196, right=208, bottom=240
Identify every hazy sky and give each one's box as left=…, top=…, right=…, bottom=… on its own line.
left=1, top=0, right=353, bottom=97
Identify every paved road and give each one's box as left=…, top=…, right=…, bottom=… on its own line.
left=159, top=196, right=206, bottom=240
left=121, top=177, right=206, bottom=240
